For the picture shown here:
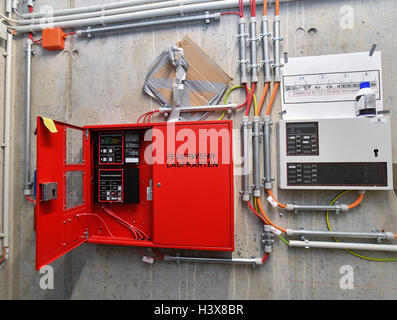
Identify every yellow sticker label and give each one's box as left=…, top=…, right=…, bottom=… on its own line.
left=41, top=117, right=58, bottom=133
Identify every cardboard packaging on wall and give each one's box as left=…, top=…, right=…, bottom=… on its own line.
left=143, top=35, right=232, bottom=119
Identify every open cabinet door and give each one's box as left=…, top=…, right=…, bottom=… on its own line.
left=35, top=117, right=89, bottom=270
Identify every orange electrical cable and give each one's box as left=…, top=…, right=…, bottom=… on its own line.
left=257, top=198, right=286, bottom=233
left=265, top=82, right=279, bottom=116
left=266, top=189, right=287, bottom=209
left=0, top=247, right=7, bottom=265
left=257, top=82, right=270, bottom=115
left=275, top=0, right=280, bottom=15
left=347, top=193, right=365, bottom=209
left=263, top=0, right=267, bottom=16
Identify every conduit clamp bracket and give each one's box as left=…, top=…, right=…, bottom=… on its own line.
left=86, top=26, right=92, bottom=38
left=374, top=229, right=384, bottom=243
left=334, top=201, right=341, bottom=215
left=237, top=32, right=248, bottom=40
left=260, top=58, right=273, bottom=67
left=238, top=59, right=250, bottom=65
left=204, top=11, right=210, bottom=24
left=259, top=31, right=272, bottom=39
left=248, top=63, right=261, bottom=70
left=272, top=62, right=284, bottom=69
left=272, top=35, right=284, bottom=42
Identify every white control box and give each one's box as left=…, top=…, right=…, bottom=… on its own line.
left=278, top=117, right=393, bottom=190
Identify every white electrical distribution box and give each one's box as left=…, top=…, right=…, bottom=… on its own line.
left=280, top=52, right=383, bottom=120
left=278, top=117, right=393, bottom=190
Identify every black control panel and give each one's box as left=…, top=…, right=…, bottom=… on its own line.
left=95, top=130, right=141, bottom=204
left=99, top=133, right=124, bottom=164
left=99, top=169, right=124, bottom=202
left=287, top=163, right=318, bottom=185
left=286, top=122, right=319, bottom=156
left=124, top=131, right=140, bottom=164
left=287, top=162, right=387, bottom=186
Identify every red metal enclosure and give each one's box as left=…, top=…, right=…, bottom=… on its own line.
left=35, top=118, right=234, bottom=270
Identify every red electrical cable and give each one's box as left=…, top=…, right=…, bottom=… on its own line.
left=77, top=213, right=115, bottom=238
left=147, top=110, right=160, bottom=123
left=247, top=201, right=267, bottom=224
left=262, top=253, right=269, bottom=263
left=102, top=206, right=149, bottom=240
left=137, top=247, right=163, bottom=261
left=244, top=82, right=256, bottom=116
left=137, top=111, right=151, bottom=123
left=250, top=0, right=256, bottom=17
left=220, top=11, right=242, bottom=17
left=25, top=195, right=35, bottom=203
left=239, top=0, right=244, bottom=17
left=235, top=83, right=250, bottom=110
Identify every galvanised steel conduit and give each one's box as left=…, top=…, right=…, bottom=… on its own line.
left=18, top=0, right=225, bottom=25
left=14, top=0, right=268, bottom=33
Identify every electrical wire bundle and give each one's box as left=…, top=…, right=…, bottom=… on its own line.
left=102, top=206, right=149, bottom=241
left=137, top=109, right=159, bottom=123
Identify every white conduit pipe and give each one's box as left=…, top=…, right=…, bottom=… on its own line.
left=14, top=0, right=268, bottom=33
left=2, top=32, right=13, bottom=253
left=289, top=240, right=397, bottom=253
left=164, top=255, right=264, bottom=265
left=20, top=0, right=299, bottom=19
left=18, top=0, right=225, bottom=25
left=21, top=0, right=169, bottom=19
left=77, top=12, right=221, bottom=36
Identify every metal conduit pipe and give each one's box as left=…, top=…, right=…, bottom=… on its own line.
left=2, top=32, right=13, bottom=255
left=14, top=0, right=267, bottom=33
left=272, top=15, right=282, bottom=82
left=289, top=240, right=397, bottom=253
left=285, top=204, right=349, bottom=213
left=18, top=0, right=223, bottom=25
left=262, top=115, right=272, bottom=189
left=238, top=18, right=248, bottom=84
left=252, top=116, right=261, bottom=197
left=20, top=0, right=300, bottom=20
left=164, top=255, right=264, bottom=266
left=21, top=0, right=169, bottom=19
left=158, top=103, right=237, bottom=114
left=241, top=116, right=250, bottom=202
left=260, top=16, right=272, bottom=83
left=24, top=39, right=33, bottom=196
left=77, top=12, right=220, bottom=36
left=249, top=17, right=259, bottom=83
left=286, top=229, right=395, bottom=241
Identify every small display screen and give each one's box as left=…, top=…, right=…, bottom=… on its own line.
left=101, top=136, right=122, bottom=146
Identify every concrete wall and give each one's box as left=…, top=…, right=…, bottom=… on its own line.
left=2, top=0, right=397, bottom=299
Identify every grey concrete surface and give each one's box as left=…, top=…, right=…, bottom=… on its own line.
left=1, top=0, right=397, bottom=299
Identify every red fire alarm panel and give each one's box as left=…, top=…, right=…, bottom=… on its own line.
left=35, top=118, right=234, bottom=270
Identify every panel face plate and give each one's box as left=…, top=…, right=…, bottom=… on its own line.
left=152, top=122, right=234, bottom=250
left=280, top=52, right=383, bottom=119
left=286, top=162, right=387, bottom=187
left=286, top=122, right=319, bottom=156
left=278, top=117, right=393, bottom=190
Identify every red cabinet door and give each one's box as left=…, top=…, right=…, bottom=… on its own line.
left=35, top=117, right=89, bottom=270
left=152, top=121, right=234, bottom=251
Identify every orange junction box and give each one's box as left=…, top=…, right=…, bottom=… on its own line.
left=42, top=28, right=66, bottom=51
